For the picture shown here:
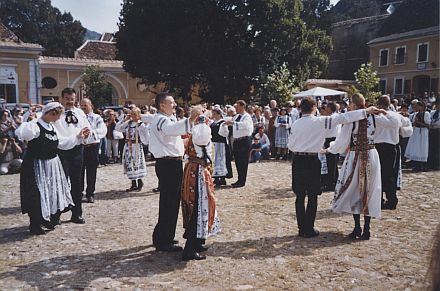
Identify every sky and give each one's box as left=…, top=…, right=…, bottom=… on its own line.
left=52, top=0, right=340, bottom=33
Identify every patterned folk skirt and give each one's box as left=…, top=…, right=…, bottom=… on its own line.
left=122, top=142, right=147, bottom=180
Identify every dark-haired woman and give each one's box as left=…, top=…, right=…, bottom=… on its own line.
left=210, top=108, right=232, bottom=186
left=15, top=102, right=82, bottom=235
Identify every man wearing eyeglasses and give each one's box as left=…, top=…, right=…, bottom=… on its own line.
left=53, top=88, right=90, bottom=225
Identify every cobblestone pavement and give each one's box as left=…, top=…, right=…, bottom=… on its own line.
left=0, top=160, right=439, bottom=290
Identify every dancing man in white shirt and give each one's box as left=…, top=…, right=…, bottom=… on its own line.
left=288, top=97, right=383, bottom=238
left=149, top=93, right=198, bottom=252
left=53, top=88, right=91, bottom=225
left=222, top=100, right=254, bottom=188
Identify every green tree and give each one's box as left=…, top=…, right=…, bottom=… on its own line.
left=259, top=63, right=298, bottom=105
left=116, top=0, right=332, bottom=104
left=81, top=65, right=113, bottom=108
left=300, top=0, right=332, bottom=31
left=354, top=63, right=381, bottom=104
left=0, top=0, right=86, bottom=57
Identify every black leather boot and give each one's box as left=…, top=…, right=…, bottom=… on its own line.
left=126, top=180, right=137, bottom=192
left=137, top=179, right=144, bottom=191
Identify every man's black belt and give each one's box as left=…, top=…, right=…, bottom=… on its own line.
left=157, top=156, right=182, bottom=161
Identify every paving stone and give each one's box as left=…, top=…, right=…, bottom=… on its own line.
left=0, top=162, right=438, bottom=290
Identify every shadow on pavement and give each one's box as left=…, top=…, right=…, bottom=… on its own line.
left=261, top=187, right=295, bottom=199
left=0, top=225, right=33, bottom=245
left=95, top=190, right=159, bottom=201
left=208, top=232, right=356, bottom=259
left=0, top=206, right=21, bottom=216
left=315, top=208, right=344, bottom=221
left=0, top=245, right=186, bottom=289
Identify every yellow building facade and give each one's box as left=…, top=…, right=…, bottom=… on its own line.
left=368, top=26, right=440, bottom=98
left=0, top=23, right=44, bottom=104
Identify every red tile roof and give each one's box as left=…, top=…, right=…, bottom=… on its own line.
left=75, top=40, right=117, bottom=60
left=0, top=22, right=20, bottom=42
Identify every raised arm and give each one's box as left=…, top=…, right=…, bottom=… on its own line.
left=15, top=120, right=40, bottom=141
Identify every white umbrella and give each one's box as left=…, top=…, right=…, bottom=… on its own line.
left=293, top=87, right=347, bottom=98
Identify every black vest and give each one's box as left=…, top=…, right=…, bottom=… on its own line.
left=27, top=122, right=59, bottom=159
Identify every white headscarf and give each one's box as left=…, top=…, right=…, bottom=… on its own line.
left=42, top=102, right=64, bottom=115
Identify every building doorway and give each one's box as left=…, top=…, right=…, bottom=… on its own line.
left=412, top=75, right=431, bottom=97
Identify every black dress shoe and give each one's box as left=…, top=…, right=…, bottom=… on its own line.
left=172, top=239, right=179, bottom=244
left=87, top=196, right=95, bottom=203
left=152, top=187, right=160, bottom=193
left=29, top=225, right=45, bottom=235
left=196, top=245, right=209, bottom=252
left=182, top=252, right=206, bottom=261
left=71, top=216, right=86, bottom=224
left=361, top=230, right=370, bottom=240
left=232, top=183, right=245, bottom=188
left=51, top=218, right=61, bottom=226
left=155, top=245, right=183, bottom=252
left=42, top=220, right=55, bottom=230
left=303, top=228, right=320, bottom=238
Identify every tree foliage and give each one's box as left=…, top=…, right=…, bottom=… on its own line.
left=354, top=63, right=381, bottom=104
left=116, top=0, right=332, bottom=104
left=300, top=0, right=332, bottom=31
left=81, top=65, right=113, bottom=108
left=259, top=63, right=298, bottom=105
left=0, top=0, right=86, bottom=57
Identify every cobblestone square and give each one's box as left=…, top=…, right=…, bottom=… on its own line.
left=0, top=161, right=439, bottom=290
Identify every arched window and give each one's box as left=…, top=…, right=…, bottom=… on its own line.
left=41, top=77, right=57, bottom=89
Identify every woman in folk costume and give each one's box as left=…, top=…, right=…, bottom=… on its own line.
left=322, top=93, right=399, bottom=240
left=115, top=107, right=149, bottom=192
left=15, top=102, right=81, bottom=235
left=210, top=108, right=233, bottom=186
left=405, top=101, right=431, bottom=171
left=274, top=108, right=290, bottom=159
left=181, top=109, right=220, bottom=261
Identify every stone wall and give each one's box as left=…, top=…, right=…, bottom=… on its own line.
left=325, top=15, right=389, bottom=80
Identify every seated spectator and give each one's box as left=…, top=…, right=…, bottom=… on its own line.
left=249, top=135, right=263, bottom=163
left=0, top=137, right=22, bottom=174
left=254, top=126, right=270, bottom=159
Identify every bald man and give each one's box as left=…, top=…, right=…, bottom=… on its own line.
left=80, top=98, right=107, bottom=203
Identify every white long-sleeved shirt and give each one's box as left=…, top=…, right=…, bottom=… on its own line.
left=324, top=113, right=341, bottom=138
left=83, top=112, right=107, bottom=145
left=53, top=107, right=89, bottom=150
left=223, top=112, right=253, bottom=139
left=15, top=118, right=79, bottom=150
left=288, top=109, right=367, bottom=153
left=328, top=113, right=402, bottom=154
left=115, top=119, right=150, bottom=145
left=399, top=115, right=413, bottom=138
left=149, top=112, right=193, bottom=158
left=372, top=110, right=402, bottom=145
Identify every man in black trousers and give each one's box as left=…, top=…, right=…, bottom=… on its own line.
left=80, top=98, right=107, bottom=203
left=149, top=93, right=198, bottom=253
left=223, top=100, right=254, bottom=188
left=288, top=97, right=381, bottom=238
left=53, top=88, right=91, bottom=224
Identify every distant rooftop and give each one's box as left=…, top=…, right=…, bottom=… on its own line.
left=331, top=14, right=389, bottom=28
left=368, top=26, right=439, bottom=45
left=74, top=40, right=117, bottom=60
left=0, top=22, right=43, bottom=51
